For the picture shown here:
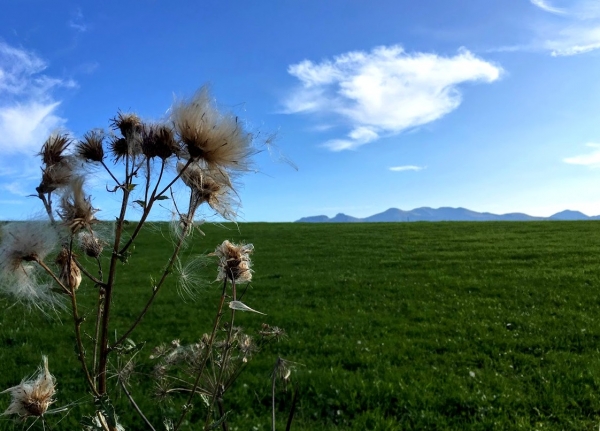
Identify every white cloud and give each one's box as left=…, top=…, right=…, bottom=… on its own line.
left=563, top=143, right=600, bottom=166
left=530, top=1, right=600, bottom=56
left=389, top=165, right=425, bottom=172
left=530, top=0, right=566, bottom=15
left=0, top=42, right=73, bottom=155
left=284, top=45, right=502, bottom=151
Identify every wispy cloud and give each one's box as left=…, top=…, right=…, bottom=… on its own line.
left=284, top=45, right=502, bottom=151
left=0, top=41, right=75, bottom=156
left=530, top=0, right=566, bottom=15
left=564, top=143, right=600, bottom=167
left=389, top=165, right=425, bottom=172
left=530, top=0, right=600, bottom=56
left=69, top=8, right=88, bottom=32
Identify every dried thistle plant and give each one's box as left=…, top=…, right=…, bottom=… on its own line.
left=0, top=85, right=295, bottom=431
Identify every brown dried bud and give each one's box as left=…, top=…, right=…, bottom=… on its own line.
left=55, top=247, right=81, bottom=291
left=141, top=124, right=179, bottom=160
left=79, top=232, right=105, bottom=258
left=109, top=137, right=129, bottom=163
left=39, top=133, right=71, bottom=166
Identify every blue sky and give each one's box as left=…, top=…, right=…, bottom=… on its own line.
left=2, top=0, right=600, bottom=221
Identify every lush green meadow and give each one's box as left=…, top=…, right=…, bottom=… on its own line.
left=2, top=221, right=600, bottom=430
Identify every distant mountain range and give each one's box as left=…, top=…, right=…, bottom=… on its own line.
left=296, top=207, right=600, bottom=223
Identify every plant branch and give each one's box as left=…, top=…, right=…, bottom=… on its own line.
left=67, top=240, right=99, bottom=396
left=173, top=278, right=229, bottom=431
left=75, top=258, right=105, bottom=287
left=101, top=161, right=122, bottom=188
left=33, top=259, right=71, bottom=296
left=119, top=379, right=157, bottom=431
left=119, top=160, right=166, bottom=255
left=110, top=218, right=186, bottom=351
left=98, top=153, right=132, bottom=394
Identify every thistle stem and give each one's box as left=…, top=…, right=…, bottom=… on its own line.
left=98, top=153, right=131, bottom=394
left=67, top=239, right=99, bottom=396
left=119, top=379, right=157, bottom=431
left=173, top=278, right=229, bottom=431
left=110, top=218, right=186, bottom=351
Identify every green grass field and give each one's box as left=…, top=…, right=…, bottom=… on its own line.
left=2, top=221, right=600, bottom=430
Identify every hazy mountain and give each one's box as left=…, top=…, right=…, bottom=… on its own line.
left=295, top=207, right=597, bottom=222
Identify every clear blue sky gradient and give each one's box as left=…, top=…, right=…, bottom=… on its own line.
left=2, top=0, right=600, bottom=221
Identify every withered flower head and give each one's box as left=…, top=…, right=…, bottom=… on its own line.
left=58, top=177, right=97, bottom=233
left=77, top=130, right=105, bottom=162
left=39, top=133, right=71, bottom=166
left=1, top=356, right=56, bottom=419
left=177, top=162, right=237, bottom=220
left=142, top=124, right=179, bottom=160
left=213, top=240, right=253, bottom=283
left=55, top=247, right=81, bottom=291
left=171, top=86, right=256, bottom=171
left=110, top=112, right=142, bottom=139
left=239, top=334, right=257, bottom=363
left=78, top=231, right=105, bottom=258
left=37, top=157, right=75, bottom=194
left=109, top=137, right=129, bottom=163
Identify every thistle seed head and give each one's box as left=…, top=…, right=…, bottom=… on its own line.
left=110, top=112, right=143, bottom=140
left=178, top=162, right=237, bottom=221
left=1, top=356, right=56, bottom=419
left=171, top=86, right=256, bottom=172
left=77, top=130, right=105, bottom=162
left=213, top=240, right=253, bottom=283
left=58, top=177, right=98, bottom=233
left=142, top=124, right=180, bottom=159
left=0, top=222, right=58, bottom=274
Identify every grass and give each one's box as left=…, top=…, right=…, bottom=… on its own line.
left=2, top=221, right=600, bottom=429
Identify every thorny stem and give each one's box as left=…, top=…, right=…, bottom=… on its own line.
left=204, top=276, right=237, bottom=429
left=110, top=215, right=187, bottom=351
left=67, top=239, right=100, bottom=396
left=118, top=160, right=166, bottom=255
left=98, top=153, right=132, bottom=395
left=37, top=191, right=56, bottom=224
left=173, top=278, right=229, bottom=431
left=75, top=258, right=104, bottom=287
left=204, top=277, right=235, bottom=429
left=272, top=363, right=277, bottom=431
left=119, top=379, right=157, bottom=431
left=33, top=259, right=71, bottom=296
left=101, top=161, right=122, bottom=188
left=217, top=399, right=229, bottom=431
left=92, top=257, right=105, bottom=386
left=285, top=386, right=300, bottom=431
left=156, top=157, right=193, bottom=198
left=92, top=289, right=105, bottom=388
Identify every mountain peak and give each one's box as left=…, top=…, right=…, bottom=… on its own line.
left=295, top=207, right=596, bottom=223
